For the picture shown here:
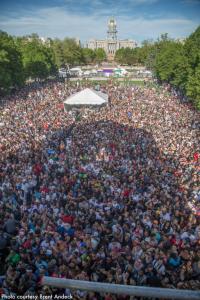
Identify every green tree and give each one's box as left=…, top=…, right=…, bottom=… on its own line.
left=94, top=48, right=106, bottom=64
left=115, top=41, right=156, bottom=66
left=124, top=48, right=135, bottom=65
left=0, top=31, right=24, bottom=94
left=145, top=47, right=158, bottom=70
left=184, top=26, right=200, bottom=69
left=18, top=37, right=57, bottom=80
left=42, top=44, right=57, bottom=75
left=183, top=26, right=200, bottom=109
left=186, top=63, right=200, bottom=109
left=82, top=48, right=95, bottom=64
left=115, top=48, right=126, bottom=64
left=158, top=33, right=171, bottom=42
left=138, top=40, right=155, bottom=64
left=51, top=38, right=65, bottom=67
left=62, top=38, right=83, bottom=66
left=51, top=38, right=84, bottom=67
left=115, top=48, right=138, bottom=65
left=154, top=41, right=186, bottom=84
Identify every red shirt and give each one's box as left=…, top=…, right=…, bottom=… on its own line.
left=194, top=152, right=199, bottom=161
left=40, top=186, right=49, bottom=193
left=61, top=215, right=74, bottom=224
left=34, top=164, right=42, bottom=175
left=123, top=189, right=130, bottom=197
left=170, top=237, right=176, bottom=245
left=105, top=297, right=112, bottom=300
left=23, top=239, right=31, bottom=249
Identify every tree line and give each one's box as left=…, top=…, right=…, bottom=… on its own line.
left=115, top=27, right=200, bottom=110
left=0, top=32, right=106, bottom=95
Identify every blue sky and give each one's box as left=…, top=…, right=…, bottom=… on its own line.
left=0, top=0, right=199, bottom=44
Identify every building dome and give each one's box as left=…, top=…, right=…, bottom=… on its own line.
left=108, top=17, right=116, bottom=26
left=107, top=17, right=117, bottom=40
left=87, top=18, right=136, bottom=61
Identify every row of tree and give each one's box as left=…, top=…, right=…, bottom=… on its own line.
left=115, top=28, right=200, bottom=109
left=0, top=32, right=57, bottom=94
left=115, top=39, right=155, bottom=65
left=0, top=32, right=107, bottom=95
left=51, top=38, right=106, bottom=67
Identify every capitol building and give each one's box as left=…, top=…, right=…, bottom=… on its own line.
left=87, top=18, right=137, bottom=60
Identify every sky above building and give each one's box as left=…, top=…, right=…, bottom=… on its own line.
left=0, top=0, right=200, bottom=43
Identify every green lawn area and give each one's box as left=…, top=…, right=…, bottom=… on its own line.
left=127, top=80, right=145, bottom=86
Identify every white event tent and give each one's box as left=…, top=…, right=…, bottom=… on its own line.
left=64, top=88, right=108, bottom=111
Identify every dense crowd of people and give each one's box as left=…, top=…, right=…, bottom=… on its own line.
left=0, top=79, right=199, bottom=299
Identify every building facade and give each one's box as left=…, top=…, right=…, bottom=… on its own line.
left=87, top=18, right=137, bottom=60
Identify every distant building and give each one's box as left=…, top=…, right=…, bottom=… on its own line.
left=26, top=36, right=51, bottom=46
left=87, top=18, right=137, bottom=60
left=175, top=38, right=186, bottom=44
left=75, top=38, right=81, bottom=46
left=39, top=37, right=48, bottom=44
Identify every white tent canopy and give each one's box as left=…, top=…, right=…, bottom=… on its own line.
left=64, top=88, right=108, bottom=109
left=70, top=67, right=82, bottom=72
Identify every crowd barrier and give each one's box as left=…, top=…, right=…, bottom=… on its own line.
left=42, top=277, right=200, bottom=299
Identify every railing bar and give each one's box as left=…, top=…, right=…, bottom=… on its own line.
left=42, top=277, right=200, bottom=300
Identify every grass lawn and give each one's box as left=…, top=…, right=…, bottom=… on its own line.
left=128, top=80, right=145, bottom=86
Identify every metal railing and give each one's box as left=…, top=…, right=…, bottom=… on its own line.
left=42, top=277, right=200, bottom=299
